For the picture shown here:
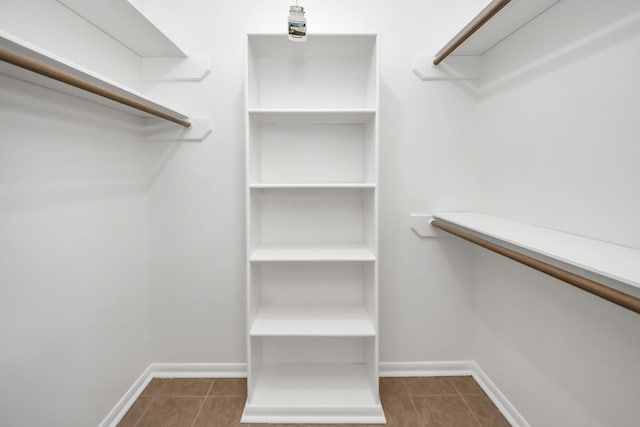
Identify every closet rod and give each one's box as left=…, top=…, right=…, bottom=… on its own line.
left=433, top=0, right=511, bottom=66
left=431, top=220, right=640, bottom=315
left=0, top=47, right=191, bottom=128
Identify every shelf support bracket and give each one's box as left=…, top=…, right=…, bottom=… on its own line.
left=142, top=56, right=211, bottom=82
left=143, top=116, right=212, bottom=142
left=413, top=55, right=480, bottom=81
left=410, top=214, right=441, bottom=237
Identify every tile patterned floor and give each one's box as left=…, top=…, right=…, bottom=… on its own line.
left=118, top=376, right=510, bottom=427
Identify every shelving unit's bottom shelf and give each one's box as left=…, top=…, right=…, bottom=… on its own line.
left=241, top=363, right=386, bottom=424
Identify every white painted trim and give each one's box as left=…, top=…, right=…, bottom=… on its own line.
left=380, top=360, right=476, bottom=377
left=150, top=363, right=247, bottom=378
left=471, top=362, right=530, bottom=427
left=241, top=404, right=386, bottom=424
left=98, top=363, right=247, bottom=427
left=98, top=365, right=153, bottom=427
left=380, top=360, right=528, bottom=427
left=99, top=361, right=528, bottom=427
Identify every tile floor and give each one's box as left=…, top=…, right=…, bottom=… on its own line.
left=118, top=376, right=510, bottom=427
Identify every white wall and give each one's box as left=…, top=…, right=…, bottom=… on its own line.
left=0, top=1, right=151, bottom=426
left=139, top=0, right=481, bottom=364
left=473, top=0, right=640, bottom=425
left=7, top=1, right=638, bottom=426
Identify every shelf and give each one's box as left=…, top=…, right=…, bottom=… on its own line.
left=249, top=112, right=375, bottom=184
left=250, top=244, right=376, bottom=262
left=251, top=188, right=374, bottom=249
left=250, top=363, right=377, bottom=406
left=242, top=363, right=385, bottom=423
left=249, top=183, right=376, bottom=189
left=248, top=109, right=376, bottom=123
left=415, top=0, right=560, bottom=79
left=0, top=30, right=190, bottom=124
left=434, top=0, right=560, bottom=63
left=247, top=34, right=378, bottom=110
left=56, top=0, right=186, bottom=57
left=250, top=305, right=375, bottom=337
left=432, top=212, right=640, bottom=293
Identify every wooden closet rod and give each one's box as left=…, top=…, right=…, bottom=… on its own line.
left=433, top=0, right=511, bottom=66
left=431, top=220, right=640, bottom=315
left=0, top=47, right=191, bottom=128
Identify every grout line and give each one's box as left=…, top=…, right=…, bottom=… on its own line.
left=190, top=381, right=214, bottom=427
left=132, top=396, right=155, bottom=427
left=189, top=397, right=206, bottom=427
left=411, top=393, right=462, bottom=396
left=206, top=379, right=215, bottom=396
left=158, top=394, right=213, bottom=399
left=455, top=380, right=484, bottom=427
left=401, top=379, right=426, bottom=425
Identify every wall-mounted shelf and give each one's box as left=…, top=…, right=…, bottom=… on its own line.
left=0, top=30, right=212, bottom=137
left=414, top=0, right=560, bottom=80
left=56, top=1, right=210, bottom=81
left=56, top=0, right=185, bottom=57
left=430, top=212, right=640, bottom=313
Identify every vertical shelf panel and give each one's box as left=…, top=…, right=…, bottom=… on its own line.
left=244, top=34, right=383, bottom=424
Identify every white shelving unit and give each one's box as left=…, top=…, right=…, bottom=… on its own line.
left=243, top=34, right=384, bottom=424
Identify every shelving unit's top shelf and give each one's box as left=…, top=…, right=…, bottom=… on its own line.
left=0, top=30, right=189, bottom=122
left=56, top=0, right=186, bottom=57
left=437, top=0, right=560, bottom=58
left=433, top=212, right=640, bottom=291
left=247, top=34, right=378, bottom=111
left=247, top=33, right=378, bottom=51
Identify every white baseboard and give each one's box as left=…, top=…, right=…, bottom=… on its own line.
left=471, top=362, right=530, bottom=427
left=98, top=365, right=153, bottom=427
left=379, top=361, right=529, bottom=427
left=151, top=363, right=247, bottom=378
left=379, top=360, right=476, bottom=377
left=99, top=361, right=527, bottom=427
left=99, top=363, right=247, bottom=427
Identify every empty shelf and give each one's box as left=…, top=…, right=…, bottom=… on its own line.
left=56, top=0, right=186, bottom=57
left=250, top=244, right=376, bottom=262
left=242, top=363, right=385, bottom=423
left=434, top=0, right=560, bottom=63
left=250, top=305, right=376, bottom=337
left=250, top=363, right=377, bottom=406
left=248, top=109, right=376, bottom=125
left=0, top=30, right=190, bottom=125
left=249, top=183, right=376, bottom=189
left=433, top=212, right=640, bottom=292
